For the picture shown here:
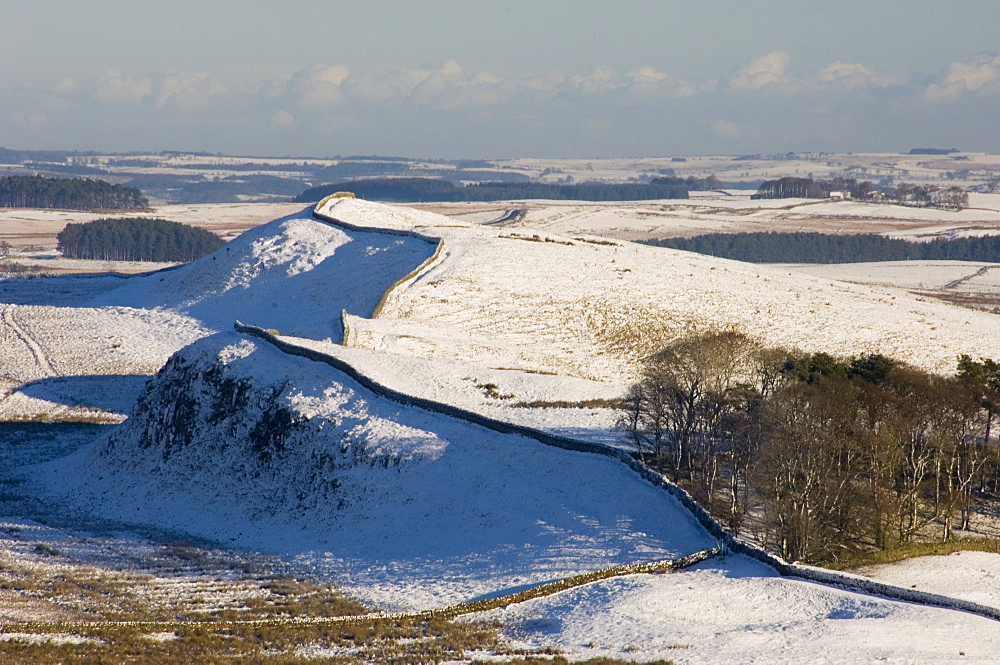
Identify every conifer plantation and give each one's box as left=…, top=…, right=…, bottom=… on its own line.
left=646, top=232, right=1000, bottom=263
left=0, top=175, right=148, bottom=210
left=57, top=218, right=225, bottom=262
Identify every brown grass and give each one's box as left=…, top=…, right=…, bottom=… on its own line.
left=829, top=538, right=1000, bottom=571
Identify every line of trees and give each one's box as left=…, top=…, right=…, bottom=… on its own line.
left=755, top=176, right=881, bottom=199
left=296, top=177, right=692, bottom=203
left=886, top=183, right=969, bottom=209
left=644, top=231, right=1000, bottom=263
left=0, top=175, right=148, bottom=210
left=755, top=176, right=830, bottom=199
left=619, top=331, right=1000, bottom=563
left=754, top=176, right=968, bottom=209
left=57, top=217, right=224, bottom=262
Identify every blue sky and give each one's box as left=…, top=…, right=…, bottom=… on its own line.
left=2, top=1, right=999, bottom=158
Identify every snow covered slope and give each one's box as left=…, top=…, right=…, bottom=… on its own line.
left=36, top=332, right=715, bottom=610
left=89, top=208, right=436, bottom=341
left=0, top=208, right=435, bottom=419
left=324, top=197, right=1000, bottom=380
left=488, top=554, right=1000, bottom=663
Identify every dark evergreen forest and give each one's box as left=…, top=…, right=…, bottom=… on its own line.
left=57, top=218, right=224, bottom=262
left=0, top=175, right=148, bottom=210
left=645, top=232, right=1000, bottom=263
left=296, top=177, right=694, bottom=203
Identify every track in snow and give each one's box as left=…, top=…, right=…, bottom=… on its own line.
left=0, top=304, right=56, bottom=379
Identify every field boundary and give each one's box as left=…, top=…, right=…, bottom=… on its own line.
left=3, top=548, right=721, bottom=635
left=312, top=195, right=448, bottom=342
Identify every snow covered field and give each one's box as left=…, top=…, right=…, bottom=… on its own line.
left=418, top=192, right=1000, bottom=243
left=487, top=554, right=1000, bottom=663
left=331, top=198, right=1000, bottom=380
left=1, top=197, right=1000, bottom=662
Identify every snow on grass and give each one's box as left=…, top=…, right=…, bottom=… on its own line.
left=0, top=208, right=435, bottom=419
left=486, top=554, right=1000, bottom=664
left=7, top=256, right=180, bottom=274
left=855, top=551, right=1000, bottom=610
left=282, top=336, right=624, bottom=446
left=969, top=193, right=1000, bottom=212
left=91, top=210, right=436, bottom=341
left=773, top=260, right=997, bottom=291
left=0, top=202, right=303, bottom=247
left=0, top=304, right=206, bottom=420
left=325, top=198, right=1000, bottom=380
left=5, top=196, right=1000, bottom=660
left=503, top=198, right=1000, bottom=242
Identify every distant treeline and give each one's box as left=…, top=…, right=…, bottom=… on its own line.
left=0, top=175, right=148, bottom=210
left=755, top=176, right=969, bottom=209
left=176, top=175, right=306, bottom=203
left=0, top=147, right=99, bottom=164
left=24, top=162, right=112, bottom=176
left=909, top=148, right=959, bottom=155
left=645, top=232, right=1000, bottom=263
left=296, top=177, right=696, bottom=203
left=57, top=217, right=224, bottom=262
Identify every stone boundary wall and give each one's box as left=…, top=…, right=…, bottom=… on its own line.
left=312, top=195, right=447, bottom=340
left=17, top=549, right=722, bottom=635
left=234, top=321, right=1000, bottom=623
left=370, top=239, right=445, bottom=319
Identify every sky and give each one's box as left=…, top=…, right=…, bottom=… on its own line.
left=2, top=0, right=999, bottom=159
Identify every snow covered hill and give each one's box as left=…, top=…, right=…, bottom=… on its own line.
left=324, top=197, right=1000, bottom=380
left=5, top=197, right=1000, bottom=662
left=36, top=331, right=715, bottom=610
left=0, top=207, right=435, bottom=419
left=88, top=207, right=436, bottom=341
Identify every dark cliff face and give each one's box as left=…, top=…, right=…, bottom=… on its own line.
left=105, top=346, right=311, bottom=467
left=116, top=350, right=308, bottom=465
left=93, top=333, right=437, bottom=519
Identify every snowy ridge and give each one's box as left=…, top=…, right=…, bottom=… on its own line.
left=311, top=194, right=449, bottom=327
left=87, top=208, right=437, bottom=342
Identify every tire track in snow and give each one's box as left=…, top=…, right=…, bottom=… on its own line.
left=0, top=304, right=56, bottom=379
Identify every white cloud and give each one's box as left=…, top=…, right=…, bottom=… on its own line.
left=271, top=110, right=294, bottom=126
left=9, top=52, right=1000, bottom=157
left=627, top=66, right=698, bottom=97
left=727, top=52, right=792, bottom=91
left=329, top=61, right=517, bottom=109
left=93, top=70, right=153, bottom=105
left=711, top=119, right=741, bottom=139
left=285, top=65, right=352, bottom=110
left=808, top=61, right=898, bottom=89
left=152, top=72, right=229, bottom=110
left=410, top=60, right=469, bottom=105
left=335, top=65, right=435, bottom=105
left=924, top=53, right=1000, bottom=101
left=51, top=77, right=80, bottom=95
left=557, top=65, right=697, bottom=99
left=567, top=67, right=624, bottom=95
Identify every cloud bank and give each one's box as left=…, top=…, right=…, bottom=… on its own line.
left=4, top=52, right=999, bottom=157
